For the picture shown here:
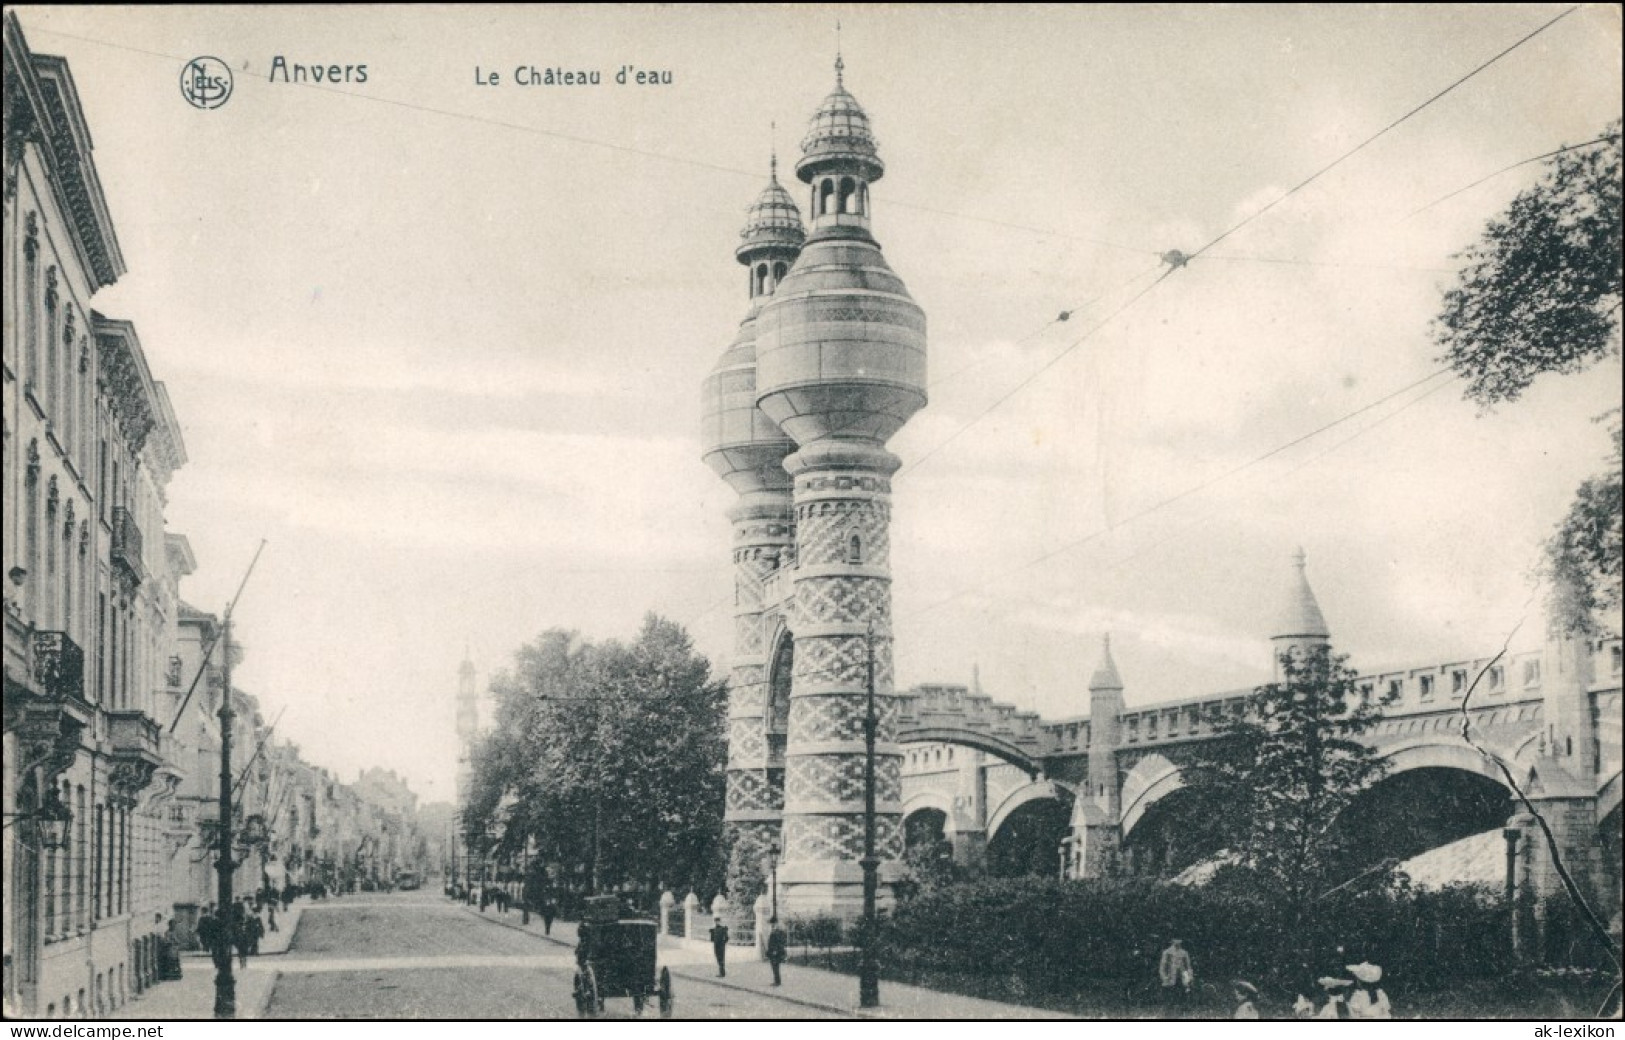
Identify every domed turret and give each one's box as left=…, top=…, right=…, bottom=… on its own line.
left=701, top=160, right=804, bottom=494
left=755, top=60, right=927, bottom=447
left=796, top=57, right=884, bottom=186
left=738, top=158, right=806, bottom=266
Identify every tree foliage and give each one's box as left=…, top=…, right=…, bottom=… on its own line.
left=1433, top=124, right=1621, bottom=408
left=1546, top=411, right=1623, bottom=634
left=1182, top=645, right=1389, bottom=912
left=1432, top=124, right=1622, bottom=636
left=464, top=614, right=728, bottom=899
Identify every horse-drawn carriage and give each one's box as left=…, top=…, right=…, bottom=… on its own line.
left=572, top=896, right=673, bottom=1018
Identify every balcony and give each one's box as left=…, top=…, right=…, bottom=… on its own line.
left=108, top=709, right=164, bottom=798
left=108, top=709, right=163, bottom=760
left=32, top=630, right=87, bottom=705
left=111, top=506, right=144, bottom=586
left=4, top=632, right=92, bottom=782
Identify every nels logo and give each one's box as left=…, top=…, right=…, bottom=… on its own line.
left=180, top=57, right=232, bottom=110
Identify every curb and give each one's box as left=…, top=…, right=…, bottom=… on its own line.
left=456, top=901, right=866, bottom=1019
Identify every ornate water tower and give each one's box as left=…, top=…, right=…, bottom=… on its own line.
left=752, top=55, right=928, bottom=915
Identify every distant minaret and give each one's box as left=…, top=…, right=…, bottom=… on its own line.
left=454, top=651, right=477, bottom=808
left=1272, top=548, right=1331, bottom=678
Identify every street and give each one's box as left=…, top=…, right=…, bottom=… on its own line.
left=262, top=891, right=839, bottom=1019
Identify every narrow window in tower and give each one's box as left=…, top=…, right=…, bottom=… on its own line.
left=858, top=183, right=868, bottom=215
left=847, top=532, right=863, bottom=565
left=838, top=177, right=855, bottom=214
left=773, top=261, right=787, bottom=285
left=819, top=179, right=835, bottom=216
left=756, top=263, right=769, bottom=296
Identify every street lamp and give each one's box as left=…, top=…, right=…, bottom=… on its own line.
left=767, top=842, right=780, bottom=921
left=3, top=785, right=73, bottom=850
left=859, top=621, right=880, bottom=1009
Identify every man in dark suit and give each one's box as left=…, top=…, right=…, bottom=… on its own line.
left=709, top=919, right=730, bottom=977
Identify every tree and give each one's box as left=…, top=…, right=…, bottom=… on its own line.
left=1432, top=123, right=1622, bottom=633
left=1184, top=645, right=1389, bottom=915
left=465, top=615, right=728, bottom=901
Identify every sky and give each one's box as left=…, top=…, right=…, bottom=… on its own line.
left=13, top=5, right=1621, bottom=802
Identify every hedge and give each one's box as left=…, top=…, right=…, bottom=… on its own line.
left=877, top=873, right=1519, bottom=996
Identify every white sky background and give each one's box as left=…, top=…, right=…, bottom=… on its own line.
left=14, top=5, right=1621, bottom=802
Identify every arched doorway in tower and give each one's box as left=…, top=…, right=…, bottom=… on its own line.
left=765, top=631, right=793, bottom=807
left=987, top=794, right=1072, bottom=878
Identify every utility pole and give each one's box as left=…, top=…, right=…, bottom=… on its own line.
left=213, top=612, right=236, bottom=1019
left=859, top=621, right=880, bottom=1008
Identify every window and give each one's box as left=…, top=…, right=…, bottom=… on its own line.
left=45, top=268, right=59, bottom=418
left=1611, top=645, right=1622, bottom=676
left=847, top=533, right=863, bottom=565
left=1451, top=669, right=1468, bottom=696
left=1419, top=675, right=1434, bottom=701
left=24, top=217, right=40, bottom=390
left=1359, top=682, right=1374, bottom=705
left=1489, top=666, right=1505, bottom=693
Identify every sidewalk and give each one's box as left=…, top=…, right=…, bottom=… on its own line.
left=459, top=900, right=1071, bottom=1020
left=110, top=902, right=305, bottom=1020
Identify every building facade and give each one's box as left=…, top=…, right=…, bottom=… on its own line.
left=2, top=11, right=193, bottom=1016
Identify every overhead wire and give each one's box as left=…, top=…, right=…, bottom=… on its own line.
left=1406, top=130, right=1622, bottom=217
left=895, top=5, right=1579, bottom=479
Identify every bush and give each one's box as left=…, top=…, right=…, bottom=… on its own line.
left=879, top=873, right=1515, bottom=998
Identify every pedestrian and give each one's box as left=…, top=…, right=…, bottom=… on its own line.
left=1315, top=976, right=1353, bottom=1019
left=709, top=918, right=730, bottom=978
left=197, top=911, right=220, bottom=961
left=766, top=918, right=788, bottom=987
left=267, top=903, right=279, bottom=933
left=282, top=884, right=294, bottom=913
left=1231, top=980, right=1260, bottom=1020
left=1346, top=963, right=1391, bottom=1020
left=232, top=909, right=252, bottom=969
left=1158, top=938, right=1194, bottom=1010
left=542, top=897, right=556, bottom=936
left=250, top=909, right=265, bottom=954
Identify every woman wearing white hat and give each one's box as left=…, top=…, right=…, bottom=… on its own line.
left=1347, top=963, right=1392, bottom=1019
left=1315, top=976, right=1354, bottom=1019
left=1231, top=980, right=1260, bottom=1020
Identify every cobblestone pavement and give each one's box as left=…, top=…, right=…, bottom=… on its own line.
left=264, top=891, right=840, bottom=1019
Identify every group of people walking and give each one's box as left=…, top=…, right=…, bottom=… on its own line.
left=707, top=917, right=789, bottom=986
left=195, top=899, right=272, bottom=970
left=1158, top=938, right=1393, bottom=1020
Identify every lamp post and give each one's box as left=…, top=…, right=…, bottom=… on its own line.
left=214, top=614, right=238, bottom=1020
left=766, top=842, right=780, bottom=921
left=859, top=621, right=880, bottom=1009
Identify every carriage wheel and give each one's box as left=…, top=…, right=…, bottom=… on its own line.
left=574, top=966, right=600, bottom=1019
left=658, top=967, right=673, bottom=1019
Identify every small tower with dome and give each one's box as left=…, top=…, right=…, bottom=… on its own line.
left=700, top=154, right=807, bottom=913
